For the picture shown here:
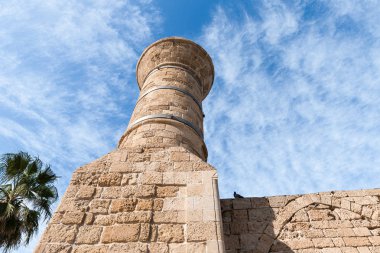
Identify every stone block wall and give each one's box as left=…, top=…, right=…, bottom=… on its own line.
left=36, top=147, right=224, bottom=253
left=221, top=189, right=380, bottom=253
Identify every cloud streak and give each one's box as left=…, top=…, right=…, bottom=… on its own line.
left=0, top=0, right=160, bottom=251
left=0, top=0, right=159, bottom=175
left=202, top=1, right=380, bottom=198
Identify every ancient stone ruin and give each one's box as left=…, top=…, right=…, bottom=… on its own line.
left=36, top=37, right=380, bottom=253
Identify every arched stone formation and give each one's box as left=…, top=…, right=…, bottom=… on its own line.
left=222, top=190, right=380, bottom=253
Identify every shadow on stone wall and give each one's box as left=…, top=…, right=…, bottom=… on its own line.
left=221, top=197, right=294, bottom=253
left=222, top=190, right=380, bottom=252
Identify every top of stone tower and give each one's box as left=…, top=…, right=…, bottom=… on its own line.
left=136, top=37, right=214, bottom=100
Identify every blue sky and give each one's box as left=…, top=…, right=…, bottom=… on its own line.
left=1, top=1, right=380, bottom=251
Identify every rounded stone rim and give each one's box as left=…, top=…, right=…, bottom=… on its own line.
left=136, top=36, right=215, bottom=99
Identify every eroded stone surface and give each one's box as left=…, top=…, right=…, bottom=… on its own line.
left=222, top=189, right=380, bottom=253
left=36, top=148, right=224, bottom=253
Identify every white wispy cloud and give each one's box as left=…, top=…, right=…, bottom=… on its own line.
left=0, top=0, right=160, bottom=251
left=202, top=2, right=380, bottom=198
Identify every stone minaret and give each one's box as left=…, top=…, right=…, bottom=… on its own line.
left=36, top=37, right=225, bottom=253
left=118, top=37, right=213, bottom=160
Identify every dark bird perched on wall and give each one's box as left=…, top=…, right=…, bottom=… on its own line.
left=234, top=191, right=244, bottom=198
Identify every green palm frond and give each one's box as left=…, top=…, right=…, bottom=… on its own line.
left=20, top=207, right=39, bottom=244
left=0, top=203, right=9, bottom=218
left=33, top=184, right=57, bottom=199
left=0, top=184, right=11, bottom=200
left=0, top=202, right=15, bottom=219
left=0, top=151, right=58, bottom=252
left=25, top=158, right=42, bottom=176
left=1, top=152, right=31, bottom=180
left=36, top=165, right=58, bottom=185
left=34, top=197, right=53, bottom=220
left=0, top=214, right=23, bottom=252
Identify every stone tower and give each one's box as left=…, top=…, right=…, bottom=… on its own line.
left=35, top=37, right=225, bottom=253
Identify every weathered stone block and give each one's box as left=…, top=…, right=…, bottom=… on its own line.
left=153, top=198, right=164, bottom=211
left=139, top=223, right=151, bottom=241
left=171, top=151, right=189, bottom=161
left=61, top=211, right=85, bottom=224
left=35, top=244, right=71, bottom=253
left=292, top=209, right=309, bottom=222
left=173, top=161, right=193, bottom=171
left=251, top=197, right=270, bottom=208
left=76, top=226, right=102, bottom=244
left=234, top=209, right=248, bottom=220
left=162, top=197, right=185, bottom=211
left=312, top=238, right=335, bottom=248
left=357, top=247, right=371, bottom=253
left=110, top=199, right=137, bottom=212
left=153, top=211, right=185, bottom=223
left=121, top=173, right=138, bottom=185
left=136, top=199, right=153, bottom=211
left=117, top=211, right=152, bottom=223
left=139, top=171, right=162, bottom=184
left=108, top=243, right=147, bottom=253
left=232, top=199, right=251, bottom=209
left=187, top=222, right=216, bottom=241
left=101, top=186, right=122, bottom=198
left=268, top=196, right=287, bottom=207
left=224, top=235, right=240, bottom=250
left=157, top=224, right=184, bottom=243
left=304, top=228, right=324, bottom=238
left=57, top=199, right=89, bottom=212
left=50, top=212, right=63, bottom=224
left=362, top=206, right=374, bottom=218
left=246, top=221, right=268, bottom=235
left=94, top=214, right=116, bottom=225
left=64, top=185, right=79, bottom=199
left=341, top=248, right=359, bottom=253
left=248, top=208, right=271, bottom=221
left=98, top=173, right=122, bottom=186
left=101, top=224, right=140, bottom=243
left=369, top=236, right=380, bottom=245
left=343, top=237, right=371, bottom=247
left=286, top=238, right=314, bottom=249
left=136, top=185, right=155, bottom=197
left=187, top=184, right=204, bottom=196
left=231, top=222, right=248, bottom=234
left=41, top=224, right=76, bottom=243
left=72, top=245, right=108, bottom=253
left=240, top=233, right=259, bottom=249
left=156, top=186, right=179, bottom=197
left=84, top=213, right=94, bottom=225
left=321, top=248, right=343, bottom=253
left=109, top=162, right=134, bottom=173
left=89, top=199, right=110, bottom=214
left=148, top=243, right=169, bottom=253
left=353, top=227, right=371, bottom=237
left=332, top=237, right=345, bottom=247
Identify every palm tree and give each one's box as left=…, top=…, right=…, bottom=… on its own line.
left=0, top=152, right=58, bottom=252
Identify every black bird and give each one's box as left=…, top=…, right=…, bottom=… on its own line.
left=234, top=191, right=244, bottom=198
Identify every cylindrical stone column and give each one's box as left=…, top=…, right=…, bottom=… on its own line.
left=119, top=37, right=214, bottom=161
